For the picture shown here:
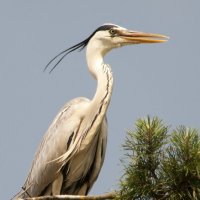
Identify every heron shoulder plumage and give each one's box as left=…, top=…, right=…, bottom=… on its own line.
left=17, top=97, right=107, bottom=197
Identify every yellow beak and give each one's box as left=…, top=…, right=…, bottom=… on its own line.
left=119, top=29, right=169, bottom=44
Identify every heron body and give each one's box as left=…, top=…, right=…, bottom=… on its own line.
left=15, top=23, right=168, bottom=198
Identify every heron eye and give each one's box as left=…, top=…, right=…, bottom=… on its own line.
left=109, top=29, right=117, bottom=36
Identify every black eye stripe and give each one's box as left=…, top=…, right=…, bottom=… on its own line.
left=95, top=24, right=118, bottom=32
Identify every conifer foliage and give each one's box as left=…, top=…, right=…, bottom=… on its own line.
left=117, top=116, right=200, bottom=200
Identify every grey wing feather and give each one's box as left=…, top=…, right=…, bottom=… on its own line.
left=84, top=117, right=108, bottom=193
left=61, top=116, right=108, bottom=194
left=17, top=97, right=90, bottom=198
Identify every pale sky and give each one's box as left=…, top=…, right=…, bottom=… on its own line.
left=1, top=1, right=200, bottom=199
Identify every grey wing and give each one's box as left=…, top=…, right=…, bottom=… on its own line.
left=85, top=116, right=108, bottom=194
left=16, top=97, right=90, bottom=198
left=61, top=116, right=108, bottom=195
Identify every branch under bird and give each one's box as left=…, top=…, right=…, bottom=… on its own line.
left=14, top=23, right=168, bottom=199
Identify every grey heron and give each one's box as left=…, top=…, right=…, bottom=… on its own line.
left=15, top=23, right=168, bottom=198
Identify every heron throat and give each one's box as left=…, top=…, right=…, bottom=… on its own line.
left=83, top=45, right=113, bottom=142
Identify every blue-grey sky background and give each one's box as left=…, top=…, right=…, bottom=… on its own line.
left=1, top=1, right=200, bottom=199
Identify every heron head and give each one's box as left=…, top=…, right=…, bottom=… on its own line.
left=44, top=23, right=168, bottom=73
left=87, top=23, right=169, bottom=55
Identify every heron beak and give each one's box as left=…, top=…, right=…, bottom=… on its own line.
left=119, top=29, right=169, bottom=44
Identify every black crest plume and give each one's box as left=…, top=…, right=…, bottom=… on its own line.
left=44, top=24, right=118, bottom=73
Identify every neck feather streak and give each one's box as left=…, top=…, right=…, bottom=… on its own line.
left=82, top=62, right=113, bottom=144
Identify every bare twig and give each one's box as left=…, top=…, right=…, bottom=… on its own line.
left=17, top=192, right=116, bottom=200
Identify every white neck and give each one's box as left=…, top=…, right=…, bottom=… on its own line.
left=86, top=39, right=113, bottom=105
left=81, top=39, right=113, bottom=136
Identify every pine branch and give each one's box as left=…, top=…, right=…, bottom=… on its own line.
left=162, top=126, right=200, bottom=199
left=17, top=192, right=116, bottom=200
left=118, top=116, right=200, bottom=200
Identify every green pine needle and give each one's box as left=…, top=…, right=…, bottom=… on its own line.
left=117, top=116, right=200, bottom=200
